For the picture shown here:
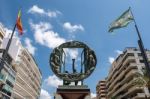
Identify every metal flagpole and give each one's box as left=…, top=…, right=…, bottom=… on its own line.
left=130, top=7, right=150, bottom=77
left=0, top=23, right=17, bottom=71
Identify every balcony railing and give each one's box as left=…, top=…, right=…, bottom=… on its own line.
left=7, top=75, right=15, bottom=84
left=0, top=49, right=12, bottom=65
left=0, top=73, right=6, bottom=84
left=120, top=86, right=143, bottom=98
left=2, top=84, right=13, bottom=93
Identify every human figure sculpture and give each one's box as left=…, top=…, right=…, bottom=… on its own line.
left=72, top=59, right=77, bottom=73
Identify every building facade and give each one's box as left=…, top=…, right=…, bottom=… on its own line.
left=107, top=47, right=150, bottom=98
left=0, top=49, right=16, bottom=99
left=91, top=97, right=97, bottom=99
left=12, top=49, right=42, bottom=99
left=0, top=23, right=5, bottom=47
left=96, top=80, right=107, bottom=99
left=0, top=23, right=16, bottom=99
left=12, top=47, right=42, bottom=99
left=3, top=38, right=42, bottom=99
left=1, top=36, right=42, bottom=99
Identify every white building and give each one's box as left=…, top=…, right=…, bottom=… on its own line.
left=96, top=80, right=107, bottom=99
left=2, top=38, right=42, bottom=99
left=107, top=47, right=150, bottom=98
left=0, top=23, right=5, bottom=47
left=0, top=23, right=16, bottom=98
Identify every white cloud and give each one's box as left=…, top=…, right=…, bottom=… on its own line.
left=4, top=27, right=26, bottom=38
left=63, top=22, right=84, bottom=33
left=64, top=48, right=79, bottom=59
left=108, top=57, right=115, bottom=64
left=108, top=50, right=123, bottom=64
left=63, top=48, right=80, bottom=66
left=40, top=89, right=52, bottom=99
left=29, top=21, right=66, bottom=49
left=3, top=27, right=14, bottom=38
left=0, top=22, right=27, bottom=39
left=91, top=93, right=96, bottom=98
left=28, top=5, right=45, bottom=14
left=28, top=5, right=60, bottom=18
left=3, top=27, right=10, bottom=36
left=24, top=38, right=36, bottom=55
left=44, top=75, right=63, bottom=88
left=47, top=10, right=61, bottom=18
left=0, top=22, right=17, bottom=38
left=69, top=49, right=78, bottom=59
left=115, top=50, right=123, bottom=55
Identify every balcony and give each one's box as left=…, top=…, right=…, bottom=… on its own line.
left=120, top=86, right=143, bottom=98
left=108, top=70, right=138, bottom=97
left=2, top=84, right=13, bottom=93
left=107, top=57, right=136, bottom=88
left=107, top=52, right=134, bottom=80
left=133, top=93, right=147, bottom=99
left=0, top=73, right=6, bottom=85
left=108, top=63, right=137, bottom=92
left=7, top=75, right=15, bottom=84
left=0, top=49, right=13, bottom=65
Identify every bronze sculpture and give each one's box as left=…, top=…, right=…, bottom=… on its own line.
left=49, top=41, right=97, bottom=84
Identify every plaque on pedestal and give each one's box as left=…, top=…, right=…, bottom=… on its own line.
left=56, top=85, right=90, bottom=99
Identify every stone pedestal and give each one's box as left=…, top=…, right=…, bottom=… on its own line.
left=55, top=85, right=91, bottom=99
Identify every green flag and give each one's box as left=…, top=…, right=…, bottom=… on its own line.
left=108, top=8, right=134, bottom=32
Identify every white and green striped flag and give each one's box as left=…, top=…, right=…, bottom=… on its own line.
left=108, top=8, right=134, bottom=32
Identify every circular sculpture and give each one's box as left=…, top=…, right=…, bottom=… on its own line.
left=49, top=41, right=97, bottom=82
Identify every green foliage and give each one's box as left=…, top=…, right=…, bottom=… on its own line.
left=111, top=96, right=116, bottom=99
left=132, top=68, right=150, bottom=87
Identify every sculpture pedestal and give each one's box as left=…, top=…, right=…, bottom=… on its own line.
left=56, top=85, right=91, bottom=99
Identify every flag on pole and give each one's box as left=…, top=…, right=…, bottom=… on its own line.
left=16, top=10, right=23, bottom=35
left=108, top=8, right=134, bottom=32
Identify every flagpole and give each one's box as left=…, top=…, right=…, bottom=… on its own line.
left=3, top=23, right=16, bottom=59
left=130, top=8, right=150, bottom=77
left=0, top=23, right=17, bottom=71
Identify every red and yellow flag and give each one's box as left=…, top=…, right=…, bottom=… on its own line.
left=16, top=10, right=23, bottom=35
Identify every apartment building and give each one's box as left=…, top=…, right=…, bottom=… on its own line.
left=96, top=80, right=107, bottom=99
left=1, top=37, right=42, bottom=99
left=0, top=49, right=16, bottom=99
left=2, top=38, right=42, bottom=99
left=0, top=23, right=16, bottom=98
left=0, top=23, right=5, bottom=47
left=12, top=47, right=42, bottom=99
left=107, top=47, right=150, bottom=98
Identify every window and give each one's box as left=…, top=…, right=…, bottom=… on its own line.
left=138, top=53, right=142, bottom=56
left=140, top=60, right=144, bottom=63
left=122, top=53, right=134, bottom=62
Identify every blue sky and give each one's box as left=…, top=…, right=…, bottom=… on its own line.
left=1, top=0, right=150, bottom=98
